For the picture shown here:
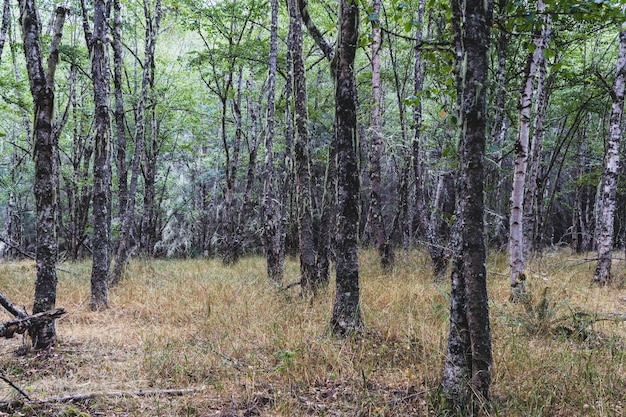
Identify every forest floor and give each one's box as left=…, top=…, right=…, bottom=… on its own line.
left=0, top=249, right=624, bottom=416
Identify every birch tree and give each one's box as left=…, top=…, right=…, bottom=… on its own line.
left=262, top=0, right=284, bottom=283
left=366, top=0, right=393, bottom=270
left=594, top=14, right=626, bottom=285
left=18, top=0, right=69, bottom=349
left=509, top=0, right=549, bottom=300
left=81, top=0, right=113, bottom=310
left=442, top=0, right=493, bottom=409
left=112, top=0, right=162, bottom=282
left=329, top=0, right=362, bottom=335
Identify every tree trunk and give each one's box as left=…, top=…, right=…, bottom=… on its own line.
left=411, top=0, right=427, bottom=261
left=62, top=93, right=93, bottom=261
left=442, top=0, right=493, bottom=409
left=81, top=0, right=113, bottom=310
left=509, top=0, right=547, bottom=301
left=522, top=12, right=552, bottom=255
left=140, top=106, right=159, bottom=254
left=290, top=0, right=317, bottom=293
left=0, top=0, right=9, bottom=64
left=330, top=0, right=363, bottom=336
left=262, top=0, right=284, bottom=283
left=221, top=68, right=243, bottom=264
left=19, top=1, right=69, bottom=350
left=366, top=0, right=393, bottom=271
left=594, top=19, right=626, bottom=285
left=111, top=0, right=162, bottom=283
left=112, top=0, right=128, bottom=223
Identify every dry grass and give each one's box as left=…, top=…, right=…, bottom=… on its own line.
left=0, top=249, right=624, bottom=416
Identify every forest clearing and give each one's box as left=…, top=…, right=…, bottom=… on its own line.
left=0, top=250, right=624, bottom=416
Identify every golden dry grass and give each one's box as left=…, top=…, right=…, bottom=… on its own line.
left=0, top=249, right=624, bottom=416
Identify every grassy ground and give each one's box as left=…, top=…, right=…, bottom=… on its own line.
left=0, top=249, right=624, bottom=416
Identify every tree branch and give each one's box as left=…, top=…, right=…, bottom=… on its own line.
left=0, top=309, right=66, bottom=339
left=297, top=0, right=334, bottom=61
left=0, top=290, right=28, bottom=318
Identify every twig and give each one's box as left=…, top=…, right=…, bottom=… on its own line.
left=0, top=236, right=35, bottom=260
left=0, top=373, right=31, bottom=401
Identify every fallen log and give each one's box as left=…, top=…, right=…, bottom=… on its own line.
left=0, top=309, right=66, bottom=339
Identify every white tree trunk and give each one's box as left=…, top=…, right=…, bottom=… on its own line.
left=594, top=18, right=626, bottom=285
left=509, top=0, right=548, bottom=300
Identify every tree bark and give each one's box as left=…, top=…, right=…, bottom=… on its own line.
left=0, top=0, right=9, bottom=64
left=262, top=0, right=284, bottom=283
left=330, top=0, right=363, bottom=336
left=366, top=0, right=393, bottom=270
left=290, top=0, right=317, bottom=293
left=522, top=8, right=552, bottom=255
left=19, top=0, right=69, bottom=350
left=221, top=68, right=243, bottom=264
left=112, top=0, right=128, bottom=223
left=81, top=0, right=113, bottom=310
left=442, top=0, right=493, bottom=409
left=509, top=0, right=548, bottom=300
left=594, top=18, right=626, bottom=285
left=111, top=0, right=162, bottom=283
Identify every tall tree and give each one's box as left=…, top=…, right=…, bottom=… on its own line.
left=112, top=0, right=128, bottom=223
left=366, top=0, right=394, bottom=270
left=291, top=0, right=319, bottom=292
left=81, top=0, right=113, bottom=310
left=263, top=0, right=284, bottom=283
left=18, top=0, right=69, bottom=349
left=509, top=0, right=549, bottom=300
left=329, top=0, right=362, bottom=335
left=442, top=0, right=493, bottom=409
left=594, top=14, right=626, bottom=285
left=112, top=0, right=162, bottom=283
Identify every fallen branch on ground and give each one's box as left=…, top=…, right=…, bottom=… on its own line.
left=0, top=309, right=66, bottom=339
left=0, top=373, right=31, bottom=401
left=36, top=387, right=203, bottom=405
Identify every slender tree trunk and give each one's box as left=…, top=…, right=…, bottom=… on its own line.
left=0, top=0, right=9, bottom=64
left=111, top=0, right=162, bottom=283
left=19, top=1, right=69, bottom=350
left=263, top=0, right=284, bottom=283
left=523, top=67, right=552, bottom=255
left=509, top=0, right=547, bottom=300
left=330, top=0, right=363, bottom=336
left=112, top=0, right=128, bottom=222
left=81, top=0, right=113, bottom=310
left=221, top=68, right=243, bottom=264
left=314, top=139, right=336, bottom=287
left=412, top=0, right=427, bottom=256
left=140, top=106, right=159, bottom=254
left=62, top=97, right=93, bottom=261
left=238, top=77, right=261, bottom=241
left=594, top=19, right=626, bottom=285
left=486, top=0, right=509, bottom=247
left=290, top=0, right=317, bottom=293
left=442, top=0, right=493, bottom=409
left=366, top=0, right=393, bottom=270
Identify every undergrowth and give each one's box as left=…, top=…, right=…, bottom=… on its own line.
left=0, top=249, right=623, bottom=416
